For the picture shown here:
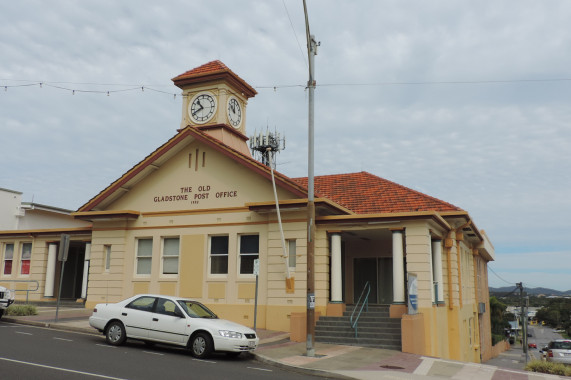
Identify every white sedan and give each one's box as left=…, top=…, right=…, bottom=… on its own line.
left=0, top=286, right=15, bottom=319
left=89, top=294, right=258, bottom=358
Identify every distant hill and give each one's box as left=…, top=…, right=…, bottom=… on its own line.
left=490, top=285, right=571, bottom=297
left=490, top=286, right=571, bottom=297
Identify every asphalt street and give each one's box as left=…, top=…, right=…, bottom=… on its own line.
left=0, top=322, right=324, bottom=380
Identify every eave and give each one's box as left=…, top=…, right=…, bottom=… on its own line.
left=316, top=211, right=452, bottom=230
left=0, top=226, right=92, bottom=238
left=246, top=198, right=354, bottom=217
left=72, top=210, right=140, bottom=222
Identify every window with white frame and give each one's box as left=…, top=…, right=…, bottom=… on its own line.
left=104, top=245, right=111, bottom=272
left=287, top=239, right=296, bottom=269
left=3, top=243, right=14, bottom=275
left=209, top=235, right=228, bottom=274
left=20, top=243, right=32, bottom=275
left=239, top=235, right=259, bottom=275
left=136, top=238, right=153, bottom=275
left=162, top=237, right=179, bottom=275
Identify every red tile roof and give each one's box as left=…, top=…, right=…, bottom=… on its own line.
left=173, top=60, right=229, bottom=78
left=172, top=60, right=257, bottom=98
left=292, top=171, right=463, bottom=214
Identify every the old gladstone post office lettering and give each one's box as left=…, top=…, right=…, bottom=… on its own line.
left=153, top=185, right=238, bottom=205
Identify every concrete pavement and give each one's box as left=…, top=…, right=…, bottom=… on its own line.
left=2, top=306, right=566, bottom=380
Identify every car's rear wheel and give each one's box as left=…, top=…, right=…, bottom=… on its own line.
left=105, top=321, right=126, bottom=346
left=190, top=332, right=213, bottom=359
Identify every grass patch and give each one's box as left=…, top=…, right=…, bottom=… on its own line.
left=5, top=304, right=38, bottom=316
left=525, top=360, right=571, bottom=376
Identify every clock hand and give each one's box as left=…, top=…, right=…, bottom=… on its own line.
left=192, top=100, right=204, bottom=116
left=230, top=103, right=235, bottom=113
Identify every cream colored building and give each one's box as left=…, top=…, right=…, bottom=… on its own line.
left=0, top=61, right=495, bottom=363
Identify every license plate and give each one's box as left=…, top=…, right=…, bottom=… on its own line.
left=248, top=341, right=256, bottom=348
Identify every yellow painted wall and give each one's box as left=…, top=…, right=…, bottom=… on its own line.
left=179, top=234, right=204, bottom=298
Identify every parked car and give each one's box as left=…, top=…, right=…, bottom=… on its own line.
left=0, top=286, right=15, bottom=319
left=528, top=342, right=537, bottom=349
left=89, top=294, right=258, bottom=358
left=545, top=339, right=571, bottom=365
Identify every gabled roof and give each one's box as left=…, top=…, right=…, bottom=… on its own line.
left=77, top=126, right=307, bottom=212
left=292, top=171, right=463, bottom=215
left=172, top=60, right=257, bottom=98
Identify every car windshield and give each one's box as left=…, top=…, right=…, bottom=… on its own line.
left=177, top=301, right=218, bottom=319
left=552, top=341, right=571, bottom=350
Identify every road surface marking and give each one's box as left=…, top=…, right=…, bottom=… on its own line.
left=0, top=357, right=127, bottom=380
left=248, top=367, right=272, bottom=372
left=53, top=337, right=73, bottom=342
left=15, top=331, right=33, bottom=335
left=96, top=344, right=116, bottom=348
left=192, top=358, right=217, bottom=364
left=143, top=351, right=164, bottom=356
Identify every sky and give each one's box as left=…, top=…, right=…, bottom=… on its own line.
left=1, top=0, right=570, bottom=291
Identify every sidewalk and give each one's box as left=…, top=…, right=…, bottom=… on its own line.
left=2, top=307, right=566, bottom=380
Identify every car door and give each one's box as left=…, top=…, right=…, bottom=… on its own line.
left=121, top=296, right=157, bottom=340
left=148, top=298, right=189, bottom=345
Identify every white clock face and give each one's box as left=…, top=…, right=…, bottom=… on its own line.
left=188, top=92, right=217, bottom=124
left=227, top=96, right=242, bottom=128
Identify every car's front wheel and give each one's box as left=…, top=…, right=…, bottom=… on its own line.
left=105, top=321, right=127, bottom=346
left=190, top=332, right=213, bottom=359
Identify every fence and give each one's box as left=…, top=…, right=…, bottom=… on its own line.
left=0, top=280, right=39, bottom=303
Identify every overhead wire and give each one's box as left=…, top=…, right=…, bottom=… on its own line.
left=3, top=76, right=571, bottom=97
left=489, top=266, right=516, bottom=286
left=282, top=0, right=307, bottom=68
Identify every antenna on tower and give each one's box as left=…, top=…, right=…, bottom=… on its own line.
left=249, top=128, right=286, bottom=169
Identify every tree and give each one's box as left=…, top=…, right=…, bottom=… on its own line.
left=490, top=296, right=511, bottom=344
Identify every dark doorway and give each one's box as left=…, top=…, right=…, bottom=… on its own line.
left=354, top=258, right=378, bottom=304
left=55, top=242, right=86, bottom=300
left=354, top=257, right=394, bottom=305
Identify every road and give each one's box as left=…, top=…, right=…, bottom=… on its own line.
left=0, top=322, right=321, bottom=380
left=527, top=323, right=563, bottom=356
left=484, top=322, right=564, bottom=369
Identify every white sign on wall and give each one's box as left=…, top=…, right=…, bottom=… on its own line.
left=408, top=273, right=418, bottom=315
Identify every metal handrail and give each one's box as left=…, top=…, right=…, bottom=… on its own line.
left=350, top=281, right=370, bottom=338
left=0, top=280, right=39, bottom=303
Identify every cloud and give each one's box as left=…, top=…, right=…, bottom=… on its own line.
left=489, top=250, right=571, bottom=291
left=1, top=0, right=571, bottom=290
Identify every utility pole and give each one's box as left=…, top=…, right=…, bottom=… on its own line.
left=303, top=0, right=317, bottom=358
left=516, top=282, right=527, bottom=362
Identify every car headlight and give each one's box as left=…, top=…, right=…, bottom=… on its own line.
left=219, top=330, right=243, bottom=339
left=5, top=290, right=11, bottom=299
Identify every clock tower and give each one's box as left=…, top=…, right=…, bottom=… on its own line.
left=172, top=61, right=257, bottom=155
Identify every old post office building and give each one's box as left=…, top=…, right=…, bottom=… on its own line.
left=0, top=61, right=495, bottom=363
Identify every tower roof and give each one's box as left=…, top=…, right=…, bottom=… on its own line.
left=172, top=60, right=257, bottom=98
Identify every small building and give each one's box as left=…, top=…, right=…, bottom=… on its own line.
left=0, top=187, right=91, bottom=300
left=0, top=61, right=494, bottom=362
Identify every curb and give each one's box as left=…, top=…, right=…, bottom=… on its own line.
left=253, top=352, right=354, bottom=380
left=2, top=317, right=99, bottom=336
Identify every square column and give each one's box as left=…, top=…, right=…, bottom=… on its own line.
left=392, top=230, right=405, bottom=304
left=44, top=243, right=58, bottom=297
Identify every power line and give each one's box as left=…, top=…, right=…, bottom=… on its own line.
left=281, top=0, right=307, bottom=68
left=489, top=266, right=515, bottom=286
left=3, top=76, right=571, bottom=98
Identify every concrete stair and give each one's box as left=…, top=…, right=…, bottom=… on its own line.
left=315, top=304, right=402, bottom=350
